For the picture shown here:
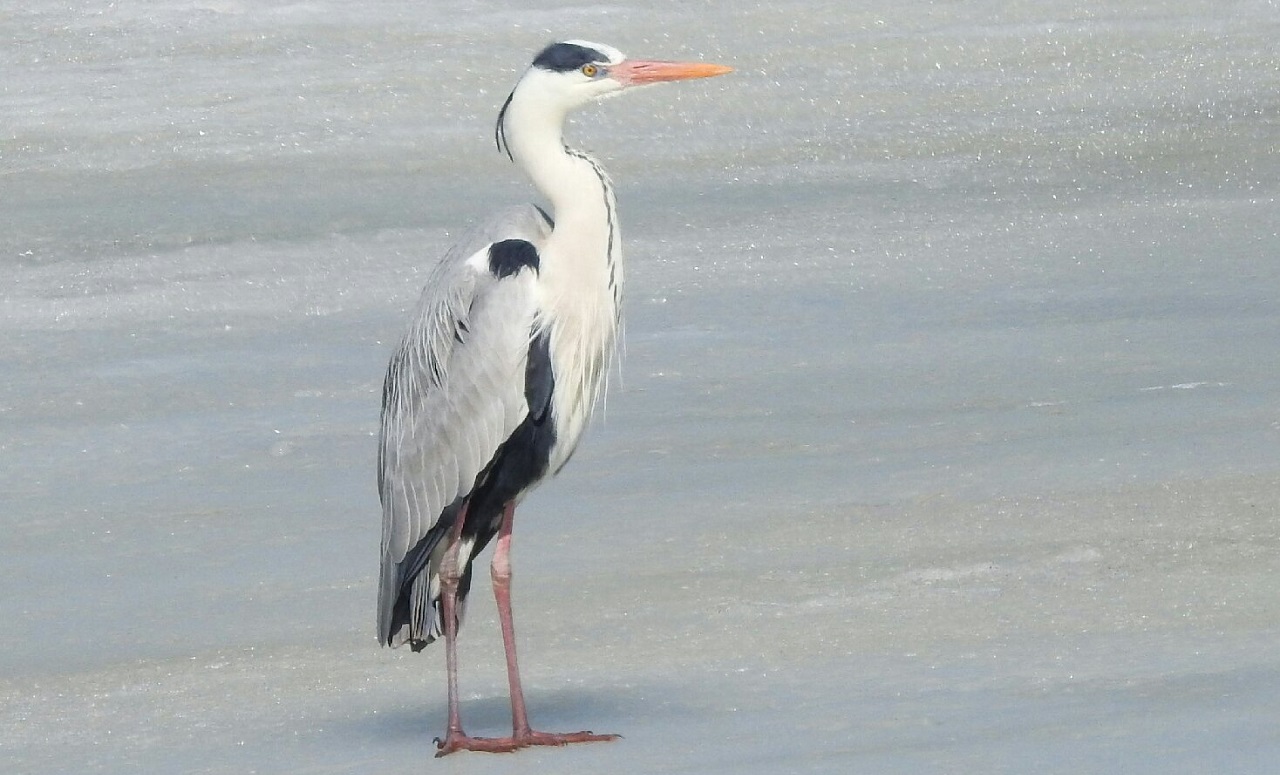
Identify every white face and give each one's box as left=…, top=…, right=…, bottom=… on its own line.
left=496, top=41, right=631, bottom=161
left=524, top=41, right=631, bottom=109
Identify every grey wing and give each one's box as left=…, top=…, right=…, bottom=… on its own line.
left=377, top=205, right=551, bottom=647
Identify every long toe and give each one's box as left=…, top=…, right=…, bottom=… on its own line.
left=435, top=728, right=620, bottom=756
left=519, top=729, right=621, bottom=747
left=434, top=733, right=523, bottom=757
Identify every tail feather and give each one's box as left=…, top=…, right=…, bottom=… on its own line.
left=384, top=500, right=463, bottom=649
left=384, top=498, right=494, bottom=650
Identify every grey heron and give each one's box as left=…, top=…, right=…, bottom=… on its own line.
left=376, top=40, right=731, bottom=756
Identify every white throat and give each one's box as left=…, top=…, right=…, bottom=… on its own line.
left=500, top=79, right=625, bottom=470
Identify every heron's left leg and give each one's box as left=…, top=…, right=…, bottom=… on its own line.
left=491, top=502, right=619, bottom=748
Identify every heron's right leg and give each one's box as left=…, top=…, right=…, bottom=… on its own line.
left=435, top=502, right=523, bottom=756
left=436, top=501, right=469, bottom=749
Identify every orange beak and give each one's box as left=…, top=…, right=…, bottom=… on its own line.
left=611, top=59, right=733, bottom=87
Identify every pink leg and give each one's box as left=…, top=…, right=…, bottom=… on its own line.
left=491, top=502, right=619, bottom=748
left=435, top=504, right=523, bottom=756
left=436, top=502, right=618, bottom=756
left=492, top=501, right=532, bottom=733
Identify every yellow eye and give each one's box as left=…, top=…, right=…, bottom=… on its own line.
left=581, top=63, right=598, bottom=77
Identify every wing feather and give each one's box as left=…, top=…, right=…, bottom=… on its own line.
left=377, top=205, right=551, bottom=646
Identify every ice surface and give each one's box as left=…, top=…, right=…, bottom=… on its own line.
left=3, top=1, right=1280, bottom=773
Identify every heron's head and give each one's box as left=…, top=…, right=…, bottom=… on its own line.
left=496, top=40, right=731, bottom=159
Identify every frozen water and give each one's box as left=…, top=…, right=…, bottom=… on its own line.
left=3, top=1, right=1280, bottom=772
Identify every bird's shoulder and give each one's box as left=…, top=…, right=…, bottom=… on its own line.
left=400, top=203, right=550, bottom=319
left=393, top=203, right=551, bottom=389
left=385, top=203, right=552, bottom=420
left=438, top=203, right=552, bottom=273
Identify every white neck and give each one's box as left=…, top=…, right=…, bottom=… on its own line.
left=503, top=91, right=608, bottom=223
left=500, top=81, right=624, bottom=469
left=501, top=84, right=622, bottom=302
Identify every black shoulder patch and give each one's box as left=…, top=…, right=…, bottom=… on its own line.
left=487, top=239, right=540, bottom=279
left=532, top=41, right=605, bottom=73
